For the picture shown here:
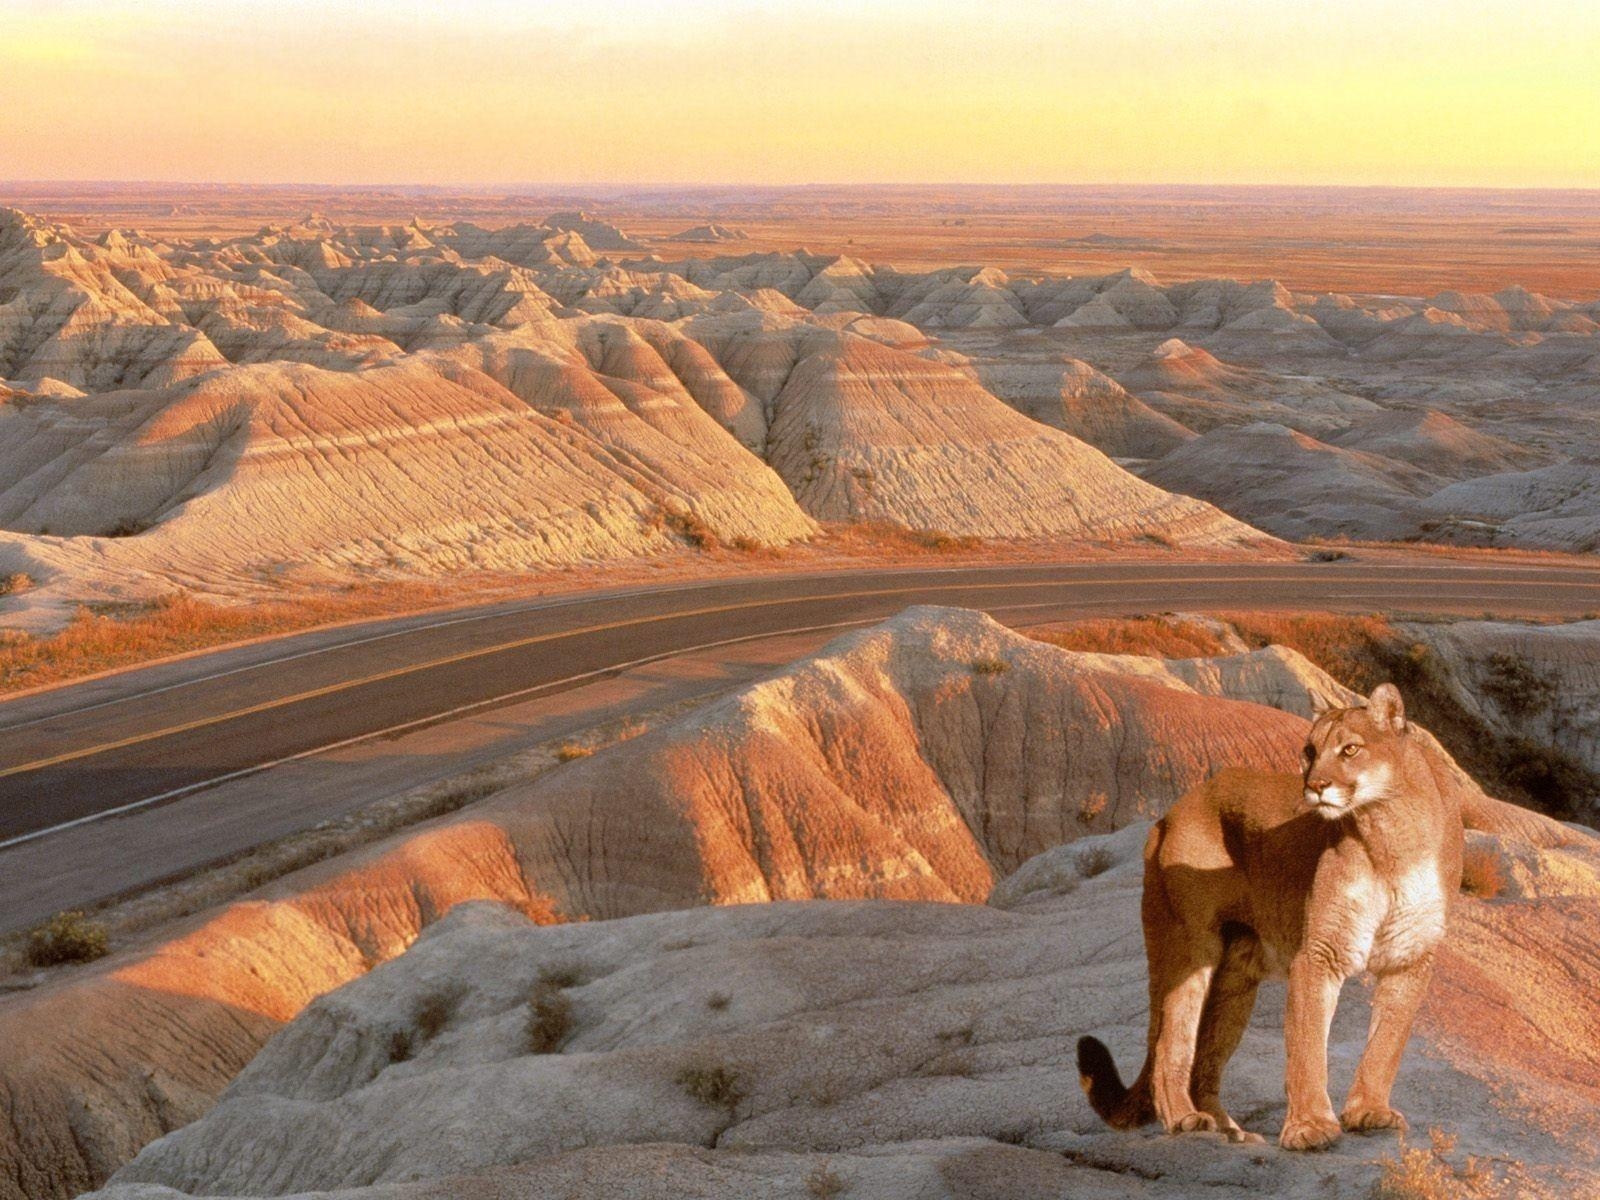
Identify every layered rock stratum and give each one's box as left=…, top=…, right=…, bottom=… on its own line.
left=1, top=208, right=1286, bottom=625
left=2, top=607, right=1590, bottom=1198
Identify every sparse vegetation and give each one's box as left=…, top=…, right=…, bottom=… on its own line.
left=0, top=572, right=32, bottom=597
left=705, top=991, right=731, bottom=1011
left=555, top=742, right=593, bottom=762
left=1308, top=548, right=1351, bottom=562
left=910, top=528, right=981, bottom=553
left=1077, top=793, right=1108, bottom=825
left=414, top=985, right=465, bottom=1041
left=27, top=911, right=110, bottom=967
left=1479, top=653, right=1557, bottom=718
left=805, top=1162, right=848, bottom=1198
left=524, top=978, right=575, bottom=1054
left=675, top=1062, right=746, bottom=1112
left=1030, top=615, right=1234, bottom=660
left=1077, top=846, right=1114, bottom=879
left=969, top=656, right=1009, bottom=676
left=1369, top=1129, right=1501, bottom=1200
left=101, top=517, right=152, bottom=538
left=0, top=581, right=464, bottom=696
left=647, top=503, right=720, bottom=550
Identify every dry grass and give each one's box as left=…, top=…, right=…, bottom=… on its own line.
left=26, top=911, right=109, bottom=967
left=0, top=584, right=467, bottom=696
left=1369, top=1129, right=1502, bottom=1199
left=676, top=1063, right=746, bottom=1112
left=805, top=1162, right=848, bottom=1198
left=554, top=743, right=593, bottom=762
left=1030, top=615, right=1235, bottom=660
left=524, top=981, right=575, bottom=1054
left=0, top=572, right=32, bottom=597
left=969, top=656, right=1009, bottom=676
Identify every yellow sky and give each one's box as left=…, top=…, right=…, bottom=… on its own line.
left=3, top=0, right=1597, bottom=187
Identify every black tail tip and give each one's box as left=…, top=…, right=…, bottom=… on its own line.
left=1076, top=1035, right=1114, bottom=1080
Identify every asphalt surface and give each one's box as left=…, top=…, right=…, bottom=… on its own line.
left=3, top=559, right=1598, bottom=849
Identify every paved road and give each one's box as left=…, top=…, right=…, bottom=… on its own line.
left=3, top=559, right=1598, bottom=848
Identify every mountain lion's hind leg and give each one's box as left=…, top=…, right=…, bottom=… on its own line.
left=1191, top=930, right=1267, bottom=1144
left=1150, top=929, right=1224, bottom=1134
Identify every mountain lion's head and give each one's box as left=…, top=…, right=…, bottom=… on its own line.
left=1302, top=683, right=1408, bottom=818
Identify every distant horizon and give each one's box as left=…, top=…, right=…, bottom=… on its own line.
left=7, top=179, right=1600, bottom=197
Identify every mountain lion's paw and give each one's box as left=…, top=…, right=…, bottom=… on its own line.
left=1279, top=1114, right=1342, bottom=1151
left=1341, top=1105, right=1408, bottom=1134
left=1167, top=1111, right=1218, bottom=1135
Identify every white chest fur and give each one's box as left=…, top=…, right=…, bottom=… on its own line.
left=1368, top=862, right=1448, bottom=973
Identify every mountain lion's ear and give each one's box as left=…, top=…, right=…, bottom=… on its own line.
left=1367, top=683, right=1406, bottom=733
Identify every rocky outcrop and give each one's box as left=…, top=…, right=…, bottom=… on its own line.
left=89, top=810, right=1600, bottom=1200
left=1, top=606, right=1562, bottom=1199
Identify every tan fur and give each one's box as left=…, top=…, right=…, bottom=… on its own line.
left=1077, top=683, right=1464, bottom=1150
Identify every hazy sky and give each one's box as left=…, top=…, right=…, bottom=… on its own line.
left=4, top=0, right=1597, bottom=188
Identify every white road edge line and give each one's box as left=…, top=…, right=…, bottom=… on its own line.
left=0, top=616, right=879, bottom=853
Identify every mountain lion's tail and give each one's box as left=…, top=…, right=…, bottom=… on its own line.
left=1076, top=1037, right=1154, bottom=1129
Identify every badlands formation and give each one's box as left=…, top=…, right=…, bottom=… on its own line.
left=5, top=201, right=1599, bottom=625
left=0, top=208, right=1264, bottom=627
left=5, top=608, right=1599, bottom=1198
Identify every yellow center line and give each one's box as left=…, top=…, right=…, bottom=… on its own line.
left=4, top=571, right=1594, bottom=779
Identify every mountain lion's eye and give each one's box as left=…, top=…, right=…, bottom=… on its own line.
left=1340, top=744, right=1362, bottom=758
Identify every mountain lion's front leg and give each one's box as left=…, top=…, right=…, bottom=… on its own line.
left=1280, top=954, right=1343, bottom=1151
left=1342, top=955, right=1433, bottom=1133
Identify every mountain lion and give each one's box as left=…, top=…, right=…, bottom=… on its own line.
left=1077, top=683, right=1463, bottom=1150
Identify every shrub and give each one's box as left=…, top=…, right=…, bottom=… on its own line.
left=1497, top=739, right=1591, bottom=821
left=805, top=1163, right=847, bottom=1198
left=1479, top=653, right=1557, bottom=718
left=1369, top=1129, right=1499, bottom=1200
left=1308, top=548, right=1350, bottom=562
left=555, top=743, right=593, bottom=763
left=912, top=529, right=981, bottom=553
left=706, top=991, right=731, bottom=1011
left=101, top=517, right=151, bottom=538
left=27, top=910, right=110, bottom=967
left=651, top=505, right=719, bottom=550
left=0, top=572, right=32, bottom=597
left=1077, top=846, right=1114, bottom=879
left=525, top=981, right=574, bottom=1053
left=539, top=962, right=584, bottom=989
left=676, top=1063, right=745, bottom=1112
left=414, top=985, right=465, bottom=1041
left=969, top=657, right=1009, bottom=676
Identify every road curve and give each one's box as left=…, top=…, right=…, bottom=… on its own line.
left=3, top=558, right=1598, bottom=847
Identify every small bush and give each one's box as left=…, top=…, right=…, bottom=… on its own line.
left=1077, top=846, right=1114, bottom=879
left=676, top=1062, right=745, bottom=1112
left=706, top=991, right=731, bottom=1011
left=555, top=743, right=593, bottom=762
left=101, top=517, right=151, bottom=538
left=1308, top=548, right=1350, bottom=562
left=1369, top=1128, right=1499, bottom=1200
left=0, top=572, right=33, bottom=597
left=27, top=910, right=110, bottom=967
left=912, top=529, right=981, bottom=553
left=805, top=1163, right=848, bottom=1198
left=1479, top=653, right=1557, bottom=718
left=525, top=982, right=574, bottom=1053
left=969, top=657, right=1009, bottom=676
left=1497, top=739, right=1591, bottom=821
left=539, top=962, right=584, bottom=989
left=651, top=505, right=719, bottom=550
left=414, top=985, right=465, bottom=1041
